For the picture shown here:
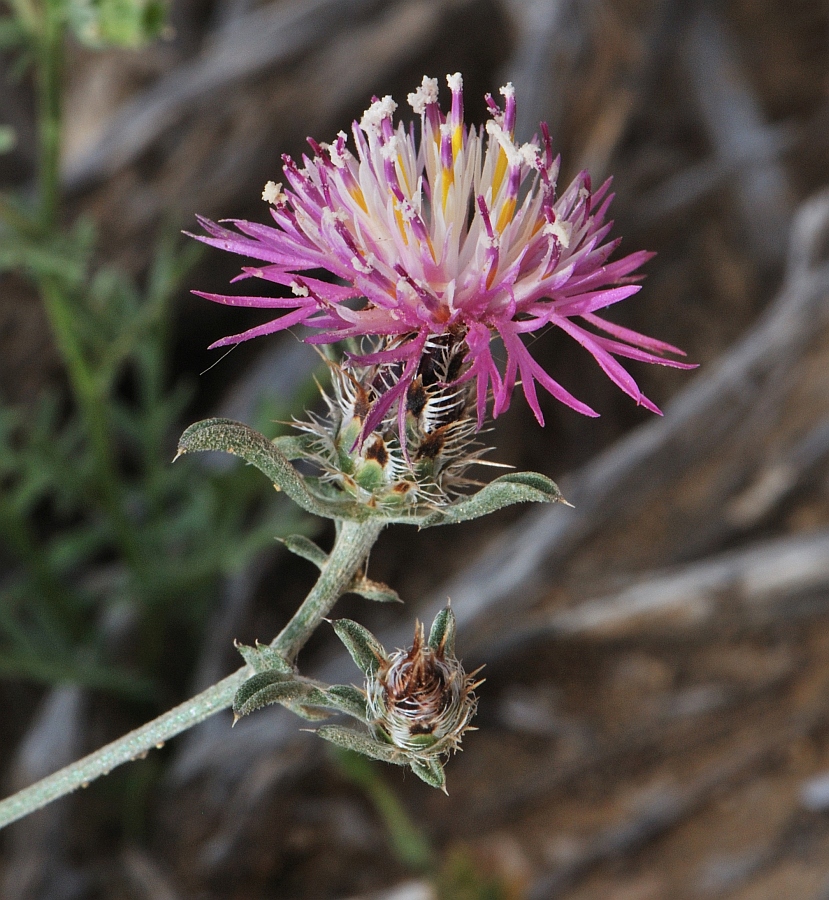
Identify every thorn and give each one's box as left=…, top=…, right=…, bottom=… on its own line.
left=559, top=494, right=574, bottom=508
left=172, top=448, right=186, bottom=462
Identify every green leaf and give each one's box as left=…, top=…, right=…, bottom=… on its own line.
left=234, top=640, right=293, bottom=675
left=0, top=17, right=26, bottom=50
left=66, top=0, right=168, bottom=48
left=232, top=670, right=296, bottom=718
left=409, top=758, right=447, bottom=792
left=280, top=534, right=328, bottom=569
left=348, top=576, right=402, bottom=604
left=0, top=126, right=16, bottom=154
left=321, top=684, right=369, bottom=722
left=277, top=683, right=365, bottom=722
left=272, top=434, right=315, bottom=459
left=428, top=605, right=455, bottom=656
left=414, top=472, right=565, bottom=527
left=177, top=419, right=369, bottom=522
left=280, top=537, right=398, bottom=601
left=331, top=618, right=386, bottom=676
left=315, top=725, right=404, bottom=765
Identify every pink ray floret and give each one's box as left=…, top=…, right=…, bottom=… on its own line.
left=191, top=74, right=694, bottom=427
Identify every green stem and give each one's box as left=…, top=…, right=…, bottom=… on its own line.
left=29, top=0, right=146, bottom=581
left=0, top=517, right=384, bottom=829
left=274, top=519, right=384, bottom=662
left=35, top=0, right=62, bottom=232
left=40, top=277, right=147, bottom=577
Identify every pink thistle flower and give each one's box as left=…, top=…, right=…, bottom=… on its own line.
left=192, top=73, right=694, bottom=431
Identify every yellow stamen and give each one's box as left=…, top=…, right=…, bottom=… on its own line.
left=492, top=148, right=508, bottom=197
left=394, top=206, right=408, bottom=245
left=452, top=124, right=463, bottom=159
left=397, top=155, right=411, bottom=196
left=349, top=185, right=368, bottom=214
left=495, top=196, right=516, bottom=233
left=441, top=167, right=454, bottom=211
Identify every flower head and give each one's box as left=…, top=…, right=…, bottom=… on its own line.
left=295, top=334, right=490, bottom=509
left=319, top=607, right=481, bottom=790
left=366, top=614, right=480, bottom=759
left=193, top=73, right=693, bottom=430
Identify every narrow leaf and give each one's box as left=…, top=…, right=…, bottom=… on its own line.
left=281, top=534, right=328, bottom=569
left=324, top=684, right=369, bottom=721
left=332, top=619, right=386, bottom=676
left=409, top=758, right=447, bottom=791
left=315, top=726, right=404, bottom=764
left=234, top=640, right=293, bottom=675
left=348, top=576, right=402, bottom=604
left=233, top=670, right=292, bottom=717
left=428, top=606, right=456, bottom=657
left=177, top=418, right=368, bottom=521
left=416, top=472, right=565, bottom=527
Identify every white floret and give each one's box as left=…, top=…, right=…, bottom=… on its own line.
left=360, top=96, right=397, bottom=135
left=261, top=180, right=285, bottom=204
left=543, top=218, right=573, bottom=248
left=327, top=131, right=350, bottom=168
left=407, top=76, right=439, bottom=114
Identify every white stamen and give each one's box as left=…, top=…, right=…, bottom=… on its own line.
left=486, top=120, right=522, bottom=167
left=380, top=134, right=401, bottom=160
left=499, top=82, right=515, bottom=100
left=543, top=218, right=573, bottom=248
left=398, top=200, right=416, bottom=221
left=360, top=96, right=397, bottom=135
left=290, top=281, right=309, bottom=297
left=261, top=181, right=285, bottom=204
left=518, top=142, right=541, bottom=169
left=407, top=76, right=439, bottom=114
left=327, top=131, right=350, bottom=168
left=447, top=72, right=463, bottom=93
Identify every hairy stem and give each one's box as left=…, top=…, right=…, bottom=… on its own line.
left=0, top=517, right=384, bottom=830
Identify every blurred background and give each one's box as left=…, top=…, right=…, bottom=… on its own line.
left=3, top=0, right=829, bottom=897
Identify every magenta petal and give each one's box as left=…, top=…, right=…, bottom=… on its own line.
left=589, top=333, right=698, bottom=370
left=193, top=290, right=310, bottom=310
left=552, top=315, right=643, bottom=403
left=191, top=78, right=694, bottom=433
left=207, top=305, right=313, bottom=348
left=581, top=312, right=687, bottom=357
left=500, top=327, right=598, bottom=419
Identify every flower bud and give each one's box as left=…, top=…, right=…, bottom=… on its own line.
left=366, top=615, right=480, bottom=759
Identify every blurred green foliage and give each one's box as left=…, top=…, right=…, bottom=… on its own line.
left=335, top=748, right=513, bottom=899
left=0, top=0, right=302, bottom=699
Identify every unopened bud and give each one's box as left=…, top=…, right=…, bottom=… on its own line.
left=366, top=612, right=480, bottom=758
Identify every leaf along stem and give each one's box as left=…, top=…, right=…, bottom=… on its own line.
left=0, top=517, right=384, bottom=830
